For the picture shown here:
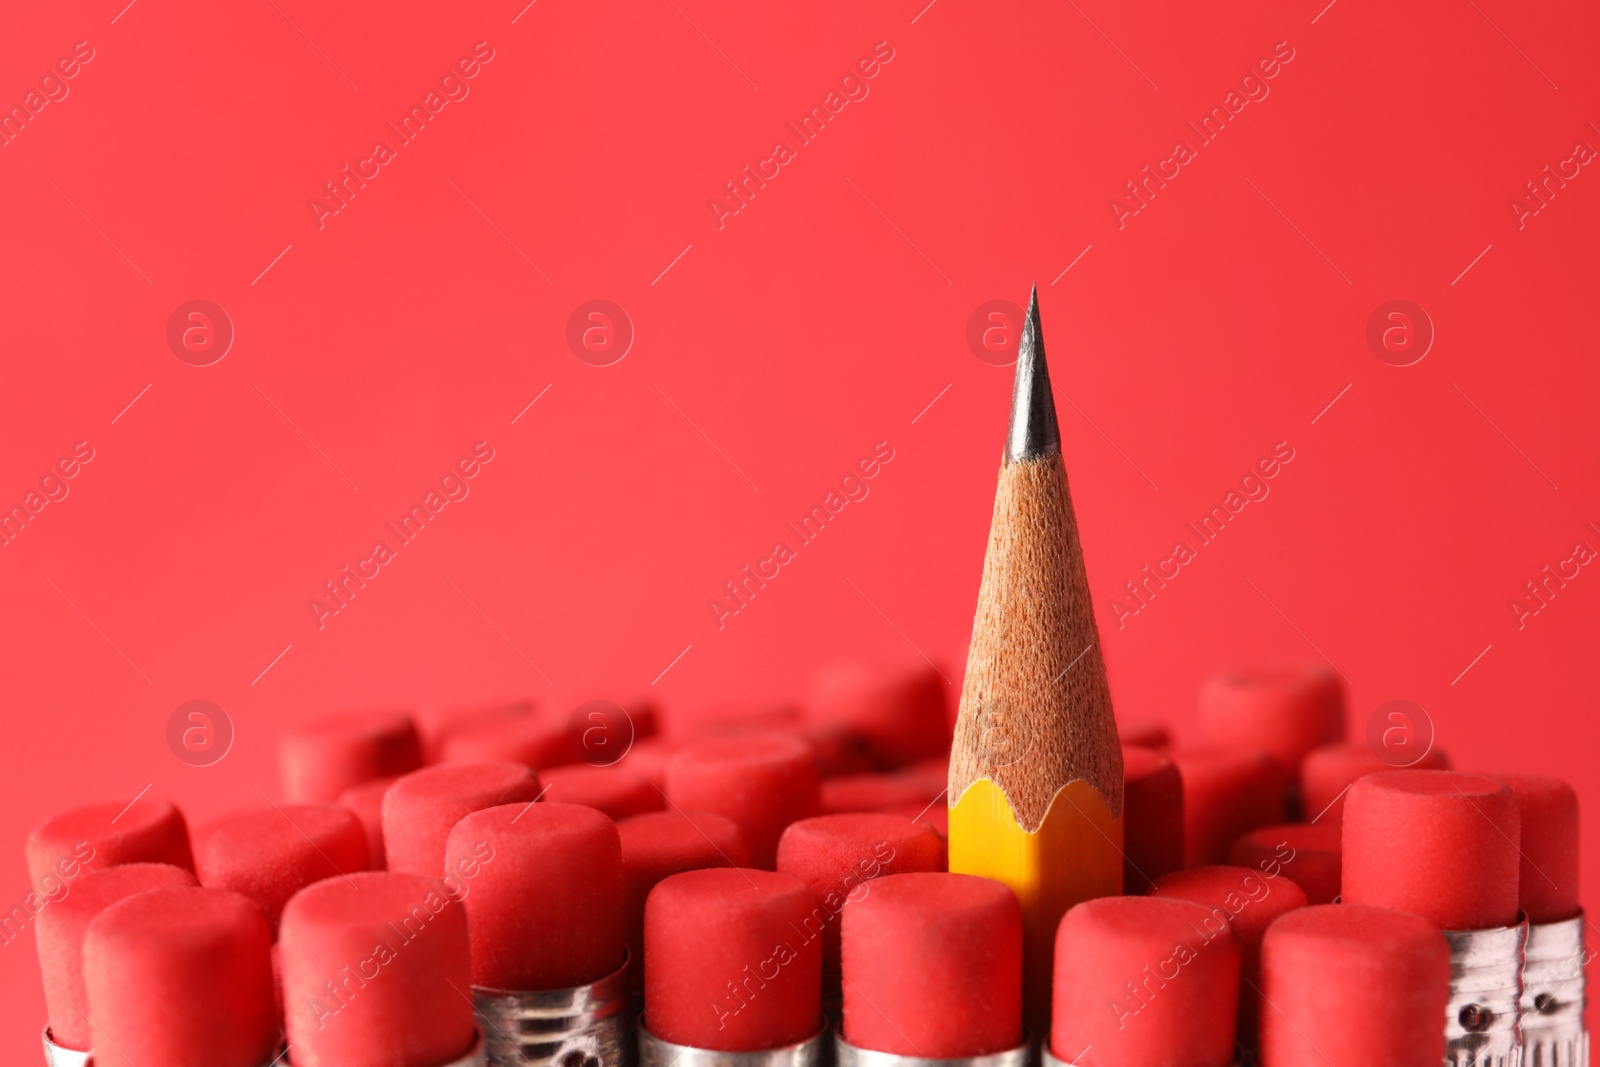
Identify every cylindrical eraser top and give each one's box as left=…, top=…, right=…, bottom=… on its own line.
left=421, top=699, right=535, bottom=761
left=1197, top=664, right=1343, bottom=774
left=819, top=773, right=934, bottom=815
left=1122, top=745, right=1184, bottom=893
left=1343, top=771, right=1520, bottom=930
left=440, top=712, right=574, bottom=769
left=1496, top=772, right=1579, bottom=923
left=617, top=738, right=678, bottom=790
left=790, top=719, right=877, bottom=778
left=34, top=863, right=197, bottom=1051
left=196, top=803, right=369, bottom=932
left=1052, top=895, right=1241, bottom=1067
left=776, top=813, right=945, bottom=972
left=1149, top=864, right=1307, bottom=1040
left=382, top=761, right=541, bottom=876
left=540, top=765, right=664, bottom=820
left=83, top=886, right=278, bottom=1067
left=1150, top=865, right=1307, bottom=975
left=280, top=709, right=423, bottom=802
left=1260, top=905, right=1449, bottom=1067
left=338, top=775, right=398, bottom=869
left=895, top=756, right=949, bottom=798
left=619, top=811, right=748, bottom=992
left=842, top=872, right=1022, bottom=1058
left=665, top=734, right=821, bottom=868
left=26, top=794, right=193, bottom=893
left=645, top=867, right=823, bottom=1052
left=1118, top=720, right=1170, bottom=749
left=886, top=800, right=948, bottom=839
left=1230, top=824, right=1342, bottom=905
left=446, top=801, right=625, bottom=991
left=809, top=661, right=951, bottom=767
left=1166, top=747, right=1286, bottom=866
left=1300, top=741, right=1449, bottom=827
left=280, top=871, right=476, bottom=1067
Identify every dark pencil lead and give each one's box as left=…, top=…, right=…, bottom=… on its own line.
left=1005, top=284, right=1061, bottom=464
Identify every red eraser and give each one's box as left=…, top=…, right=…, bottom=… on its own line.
left=623, top=698, right=660, bottom=742
left=540, top=765, right=664, bottom=820
left=645, top=867, right=822, bottom=1051
left=383, top=761, right=541, bottom=875
left=886, top=800, right=949, bottom=839
left=1051, top=895, right=1240, bottom=1067
left=1260, top=904, right=1449, bottom=1066
left=665, top=734, right=821, bottom=868
left=1343, top=770, right=1520, bottom=930
left=820, top=773, right=935, bottom=814
left=776, top=813, right=946, bottom=971
left=617, top=738, right=678, bottom=790
left=1119, top=720, right=1170, bottom=748
left=446, top=802, right=625, bottom=991
left=1230, top=823, right=1342, bottom=905
left=337, top=775, right=397, bottom=869
left=26, top=794, right=193, bottom=892
left=280, top=871, right=476, bottom=1067
left=842, top=872, right=1022, bottom=1057
left=1122, top=745, right=1184, bottom=892
left=83, top=886, right=278, bottom=1067
left=1166, top=747, right=1286, bottom=865
left=809, top=661, right=951, bottom=767
left=678, top=703, right=804, bottom=741
left=34, top=863, right=196, bottom=1051
left=1300, top=741, right=1450, bottom=826
left=196, top=803, right=369, bottom=932
left=1197, top=664, right=1344, bottom=775
left=439, top=711, right=574, bottom=769
left=792, top=719, right=878, bottom=777
left=420, top=699, right=535, bottom=760
left=619, top=811, right=749, bottom=992
left=1150, top=864, right=1308, bottom=1039
left=677, top=706, right=873, bottom=777
left=280, top=709, right=423, bottom=802
left=1496, top=772, right=1580, bottom=923
left=895, top=755, right=950, bottom=797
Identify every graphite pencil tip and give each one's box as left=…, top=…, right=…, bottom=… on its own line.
left=1005, top=284, right=1061, bottom=464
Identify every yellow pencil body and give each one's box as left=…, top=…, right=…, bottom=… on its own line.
left=950, top=780, right=1122, bottom=1024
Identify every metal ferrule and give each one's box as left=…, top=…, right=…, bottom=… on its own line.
left=283, top=1032, right=484, bottom=1067
left=1445, top=917, right=1529, bottom=1067
left=67, top=1027, right=483, bottom=1067
left=637, top=1018, right=830, bottom=1067
left=41, top=1028, right=89, bottom=1067
left=64, top=1032, right=305, bottom=1067
left=1042, top=1043, right=1237, bottom=1067
left=837, top=1029, right=1031, bottom=1067
left=1520, top=913, right=1589, bottom=1067
left=474, top=955, right=630, bottom=1067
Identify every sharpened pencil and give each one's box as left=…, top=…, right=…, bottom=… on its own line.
left=948, top=284, right=1124, bottom=1028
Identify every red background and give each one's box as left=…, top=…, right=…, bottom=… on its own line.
left=2, top=0, right=1597, bottom=1050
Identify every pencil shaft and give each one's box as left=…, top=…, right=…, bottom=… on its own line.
left=949, top=288, right=1123, bottom=1030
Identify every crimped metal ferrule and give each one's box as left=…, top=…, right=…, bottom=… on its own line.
left=1042, top=1041, right=1237, bottom=1067
left=40, top=1027, right=88, bottom=1067
left=284, top=1032, right=485, bottom=1067
left=1520, top=913, right=1588, bottom=1067
left=637, top=1018, right=830, bottom=1067
left=1445, top=917, right=1529, bottom=1067
left=473, top=954, right=630, bottom=1067
left=836, top=1028, right=1031, bottom=1067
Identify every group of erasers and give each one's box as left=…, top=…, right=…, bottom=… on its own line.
left=24, top=663, right=1584, bottom=1067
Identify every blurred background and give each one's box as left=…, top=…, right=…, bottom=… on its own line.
left=1, top=0, right=1596, bottom=1051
